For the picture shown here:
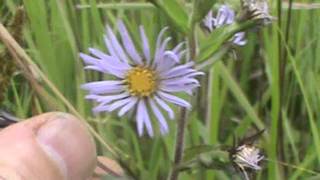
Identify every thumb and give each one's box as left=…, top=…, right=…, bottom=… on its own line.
left=0, top=112, right=97, bottom=180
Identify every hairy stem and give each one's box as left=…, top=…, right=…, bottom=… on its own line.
left=169, top=23, right=196, bottom=180
left=169, top=108, right=188, bottom=180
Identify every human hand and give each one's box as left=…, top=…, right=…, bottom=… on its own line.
left=0, top=112, right=97, bottom=180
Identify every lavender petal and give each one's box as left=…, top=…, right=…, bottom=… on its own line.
left=160, top=84, right=199, bottom=94
left=139, top=26, right=151, bottom=64
left=203, top=11, right=214, bottom=31
left=156, top=51, right=179, bottom=72
left=149, top=98, right=169, bottom=135
left=88, top=48, right=131, bottom=69
left=81, top=81, right=125, bottom=94
left=161, top=78, right=199, bottom=86
left=106, top=26, right=130, bottom=63
left=232, top=32, right=247, bottom=46
left=136, top=100, right=144, bottom=136
left=153, top=37, right=172, bottom=68
left=172, top=42, right=185, bottom=54
left=80, top=53, right=104, bottom=72
left=118, top=97, right=138, bottom=116
left=141, top=99, right=154, bottom=137
left=153, top=27, right=169, bottom=64
left=159, top=61, right=194, bottom=78
left=106, top=97, right=133, bottom=112
left=154, top=96, right=175, bottom=120
left=160, top=68, right=195, bottom=79
left=158, top=91, right=191, bottom=109
left=81, top=52, right=127, bottom=78
left=216, top=5, right=235, bottom=26
left=136, top=99, right=154, bottom=137
left=93, top=96, right=130, bottom=113
left=117, top=20, right=143, bottom=65
left=85, top=92, right=129, bottom=104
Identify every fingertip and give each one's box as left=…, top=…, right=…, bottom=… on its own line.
left=36, top=112, right=97, bottom=180
left=0, top=112, right=97, bottom=180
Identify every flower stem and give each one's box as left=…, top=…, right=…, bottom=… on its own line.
left=168, top=23, right=196, bottom=180
left=169, top=108, right=188, bottom=180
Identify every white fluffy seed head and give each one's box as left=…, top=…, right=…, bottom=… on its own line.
left=233, top=144, right=264, bottom=171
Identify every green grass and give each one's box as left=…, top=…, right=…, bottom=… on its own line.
left=1, top=0, right=320, bottom=179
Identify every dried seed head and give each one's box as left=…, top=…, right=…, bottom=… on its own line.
left=232, top=144, right=264, bottom=169
left=229, top=130, right=265, bottom=180
left=0, top=7, right=25, bottom=104
left=10, top=7, right=25, bottom=42
left=241, top=0, right=275, bottom=25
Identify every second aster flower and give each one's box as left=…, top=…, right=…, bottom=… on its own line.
left=203, top=5, right=247, bottom=46
left=81, top=20, right=203, bottom=137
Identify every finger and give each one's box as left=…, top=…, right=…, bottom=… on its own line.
left=0, top=112, right=97, bottom=180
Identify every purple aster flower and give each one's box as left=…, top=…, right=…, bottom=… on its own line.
left=81, top=20, right=203, bottom=137
left=203, top=5, right=247, bottom=46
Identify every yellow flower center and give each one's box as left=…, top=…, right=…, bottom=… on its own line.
left=125, top=66, right=157, bottom=97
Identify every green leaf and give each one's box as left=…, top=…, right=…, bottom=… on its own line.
left=183, top=145, right=216, bottom=162
left=191, top=0, right=216, bottom=23
left=149, top=0, right=189, bottom=34
left=197, top=20, right=256, bottom=62
left=217, top=61, right=265, bottom=130
left=179, top=149, right=229, bottom=172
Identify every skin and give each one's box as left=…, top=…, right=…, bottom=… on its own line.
left=0, top=112, right=97, bottom=180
